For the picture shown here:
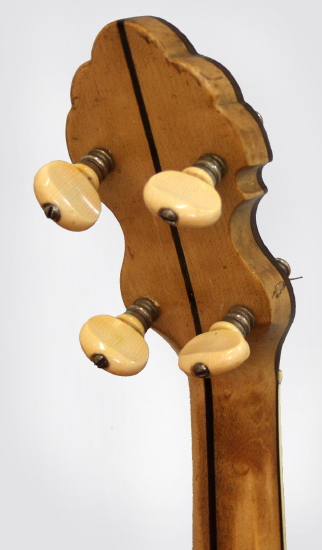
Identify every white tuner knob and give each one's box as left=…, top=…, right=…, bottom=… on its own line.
left=143, top=153, right=225, bottom=228
left=79, top=298, right=159, bottom=376
left=34, top=148, right=114, bottom=231
left=179, top=306, right=255, bottom=377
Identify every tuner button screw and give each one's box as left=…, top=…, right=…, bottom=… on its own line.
left=93, top=354, right=109, bottom=369
left=43, top=203, right=61, bottom=222
left=159, top=208, right=178, bottom=224
left=193, top=363, right=210, bottom=378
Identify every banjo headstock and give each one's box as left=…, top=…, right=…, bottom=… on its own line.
left=33, top=16, right=295, bottom=550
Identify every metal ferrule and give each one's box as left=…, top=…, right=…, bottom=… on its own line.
left=80, top=148, right=114, bottom=181
left=193, top=153, right=226, bottom=186
left=222, top=305, right=255, bottom=338
left=125, top=298, right=159, bottom=333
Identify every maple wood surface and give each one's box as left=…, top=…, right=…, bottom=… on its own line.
left=66, top=16, right=295, bottom=550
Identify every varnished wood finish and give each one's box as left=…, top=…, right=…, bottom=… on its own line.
left=66, top=17, right=294, bottom=550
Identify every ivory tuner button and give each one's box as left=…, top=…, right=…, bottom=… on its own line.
left=34, top=160, right=101, bottom=231
left=79, top=314, right=149, bottom=376
left=143, top=170, right=222, bottom=228
left=178, top=321, right=250, bottom=376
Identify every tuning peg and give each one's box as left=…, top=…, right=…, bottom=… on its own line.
left=79, top=298, right=159, bottom=376
left=179, top=306, right=255, bottom=377
left=275, top=258, right=291, bottom=277
left=143, top=153, right=225, bottom=228
left=34, top=148, right=114, bottom=231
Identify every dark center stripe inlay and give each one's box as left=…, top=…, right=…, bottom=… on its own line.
left=117, top=18, right=217, bottom=550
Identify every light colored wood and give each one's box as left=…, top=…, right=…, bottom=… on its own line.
left=277, top=369, right=287, bottom=549
left=143, top=168, right=221, bottom=227
left=66, top=17, right=295, bottom=550
left=66, top=21, right=192, bottom=350
left=34, top=160, right=101, bottom=231
left=179, top=321, right=250, bottom=376
left=79, top=313, right=148, bottom=376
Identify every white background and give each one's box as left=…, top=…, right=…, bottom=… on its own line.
left=1, top=0, right=321, bottom=548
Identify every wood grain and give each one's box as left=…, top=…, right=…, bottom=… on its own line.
left=66, top=16, right=295, bottom=550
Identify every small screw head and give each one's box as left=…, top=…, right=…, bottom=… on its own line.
left=93, top=354, right=109, bottom=369
left=159, top=208, right=178, bottom=225
left=193, top=363, right=210, bottom=378
left=43, top=203, right=61, bottom=222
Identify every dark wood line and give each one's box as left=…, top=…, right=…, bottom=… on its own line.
left=117, top=18, right=217, bottom=550
left=204, top=378, right=218, bottom=548
left=169, top=226, right=202, bottom=335
left=117, top=20, right=161, bottom=172
left=117, top=19, right=202, bottom=338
